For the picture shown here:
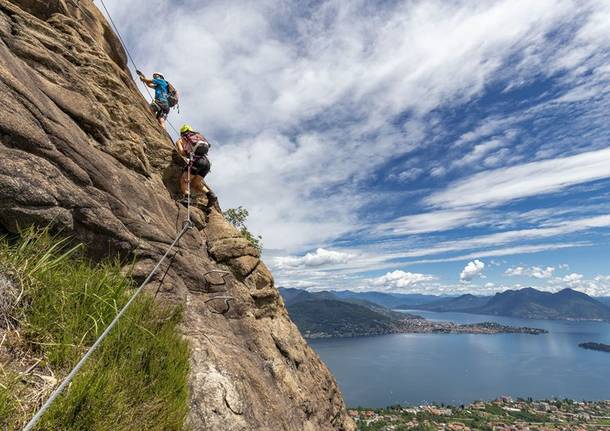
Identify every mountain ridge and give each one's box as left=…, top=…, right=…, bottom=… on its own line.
left=404, top=287, right=610, bottom=321
left=279, top=288, right=546, bottom=337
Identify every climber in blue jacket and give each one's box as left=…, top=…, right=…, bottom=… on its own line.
left=137, top=71, right=174, bottom=128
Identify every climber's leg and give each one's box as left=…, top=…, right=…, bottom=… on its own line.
left=151, top=99, right=169, bottom=129
left=191, top=175, right=209, bottom=195
left=180, top=170, right=190, bottom=197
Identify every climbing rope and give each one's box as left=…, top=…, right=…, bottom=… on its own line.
left=96, top=0, right=181, bottom=136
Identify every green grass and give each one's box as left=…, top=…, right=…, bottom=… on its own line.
left=0, top=228, right=190, bottom=431
left=0, top=374, right=18, bottom=423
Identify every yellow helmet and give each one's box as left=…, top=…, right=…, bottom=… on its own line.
left=180, top=124, right=193, bottom=134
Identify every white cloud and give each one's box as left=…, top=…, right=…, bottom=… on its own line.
left=100, top=0, right=609, bottom=252
left=392, top=168, right=424, bottom=182
left=274, top=248, right=353, bottom=269
left=561, top=272, right=584, bottom=286
left=376, top=213, right=610, bottom=262
left=374, top=214, right=610, bottom=261
left=370, top=270, right=435, bottom=290
left=452, top=139, right=506, bottom=169
left=546, top=273, right=610, bottom=297
left=377, top=209, right=481, bottom=235
left=505, top=265, right=555, bottom=279
left=504, top=266, right=525, bottom=276
left=460, top=259, right=485, bottom=282
left=96, top=1, right=610, bottom=295
left=426, top=147, right=610, bottom=209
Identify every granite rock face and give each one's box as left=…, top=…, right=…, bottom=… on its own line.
left=0, top=1, right=355, bottom=429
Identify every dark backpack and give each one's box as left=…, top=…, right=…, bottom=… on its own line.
left=167, top=82, right=179, bottom=108
left=182, top=131, right=210, bottom=157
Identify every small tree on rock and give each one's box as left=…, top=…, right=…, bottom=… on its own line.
left=223, top=206, right=262, bottom=252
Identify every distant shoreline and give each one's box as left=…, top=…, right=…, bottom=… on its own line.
left=348, top=399, right=610, bottom=429
left=398, top=307, right=610, bottom=323
left=303, top=320, right=546, bottom=339
left=579, top=342, right=610, bottom=353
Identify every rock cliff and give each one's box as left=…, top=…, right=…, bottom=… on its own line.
left=0, top=1, right=355, bottom=429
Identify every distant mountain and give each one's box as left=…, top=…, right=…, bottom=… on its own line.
left=278, top=288, right=546, bottom=338
left=597, top=297, right=610, bottom=307
left=279, top=288, right=422, bottom=338
left=332, top=290, right=441, bottom=308
left=280, top=287, right=337, bottom=305
left=286, top=299, right=404, bottom=338
left=579, top=342, right=610, bottom=353
left=403, top=288, right=610, bottom=321
left=405, top=294, right=489, bottom=312
left=479, top=288, right=610, bottom=320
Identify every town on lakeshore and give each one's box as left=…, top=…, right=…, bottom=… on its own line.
left=351, top=397, right=610, bottom=430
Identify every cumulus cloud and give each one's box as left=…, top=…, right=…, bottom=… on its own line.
left=505, top=265, right=555, bottom=279
left=274, top=248, right=353, bottom=269
left=560, top=272, right=585, bottom=286
left=460, top=259, right=485, bottom=282
left=370, top=270, right=435, bottom=290
left=545, top=273, right=610, bottom=297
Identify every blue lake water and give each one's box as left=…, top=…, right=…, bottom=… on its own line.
left=308, top=310, right=610, bottom=408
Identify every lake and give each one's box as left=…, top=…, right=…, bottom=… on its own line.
left=308, top=310, right=610, bottom=408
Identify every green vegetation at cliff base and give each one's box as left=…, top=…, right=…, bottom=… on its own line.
left=352, top=398, right=610, bottom=430
left=0, top=228, right=190, bottom=430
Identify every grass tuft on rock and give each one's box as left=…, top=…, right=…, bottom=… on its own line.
left=0, top=228, right=189, bottom=431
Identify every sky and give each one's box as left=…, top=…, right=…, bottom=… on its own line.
left=98, top=0, right=610, bottom=296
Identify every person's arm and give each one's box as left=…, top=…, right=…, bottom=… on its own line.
left=175, top=138, right=188, bottom=160
left=136, top=70, right=156, bottom=88
left=141, top=77, right=156, bottom=89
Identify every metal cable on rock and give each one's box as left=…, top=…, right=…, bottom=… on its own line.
left=22, top=223, right=192, bottom=431
left=22, top=3, right=201, bottom=429
left=97, top=0, right=142, bottom=79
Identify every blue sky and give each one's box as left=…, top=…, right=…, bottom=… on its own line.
left=100, top=0, right=610, bottom=295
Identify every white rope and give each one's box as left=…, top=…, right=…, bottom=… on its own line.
left=22, top=222, right=192, bottom=431
left=187, top=161, right=192, bottom=225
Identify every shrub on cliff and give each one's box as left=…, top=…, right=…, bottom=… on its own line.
left=223, top=206, right=263, bottom=252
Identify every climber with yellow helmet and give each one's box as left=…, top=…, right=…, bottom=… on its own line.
left=175, top=124, right=216, bottom=204
left=136, top=70, right=178, bottom=128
